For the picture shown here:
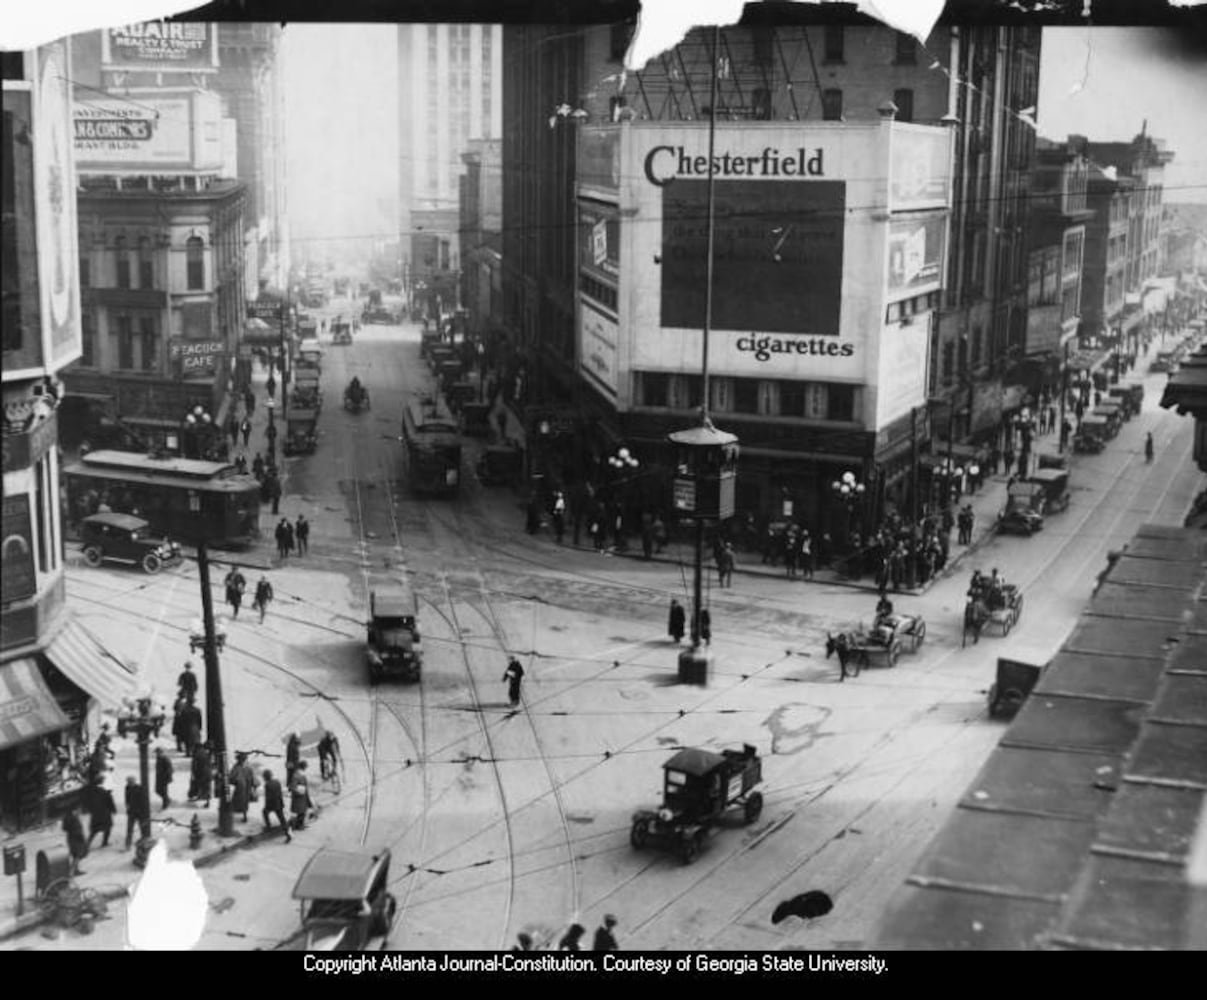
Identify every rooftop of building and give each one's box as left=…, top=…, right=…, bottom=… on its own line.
left=872, top=521, right=1207, bottom=950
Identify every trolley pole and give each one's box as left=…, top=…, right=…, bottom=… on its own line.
left=197, top=542, right=235, bottom=837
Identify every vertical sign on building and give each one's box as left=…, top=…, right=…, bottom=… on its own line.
left=1, top=496, right=37, bottom=604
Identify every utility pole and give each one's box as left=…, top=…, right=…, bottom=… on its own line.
left=196, top=543, right=234, bottom=836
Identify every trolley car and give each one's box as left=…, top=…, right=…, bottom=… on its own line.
left=401, top=398, right=461, bottom=496
left=64, top=449, right=261, bottom=548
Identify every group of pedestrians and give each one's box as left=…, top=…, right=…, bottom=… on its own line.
left=223, top=564, right=276, bottom=623
left=274, top=514, right=310, bottom=560
left=513, top=915, right=620, bottom=952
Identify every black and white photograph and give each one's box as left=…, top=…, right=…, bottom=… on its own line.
left=2, top=0, right=1206, bottom=958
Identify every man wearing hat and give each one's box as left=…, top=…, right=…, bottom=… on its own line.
left=593, top=914, right=619, bottom=951
left=154, top=746, right=174, bottom=810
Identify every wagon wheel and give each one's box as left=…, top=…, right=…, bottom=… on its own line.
left=630, top=819, right=649, bottom=850
left=888, top=643, right=901, bottom=668
left=846, top=652, right=862, bottom=680
left=743, top=792, right=764, bottom=825
left=1014, top=595, right=1024, bottom=620
left=914, top=621, right=926, bottom=647
left=1002, top=613, right=1013, bottom=636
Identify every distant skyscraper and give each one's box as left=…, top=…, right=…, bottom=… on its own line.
left=396, top=23, right=502, bottom=312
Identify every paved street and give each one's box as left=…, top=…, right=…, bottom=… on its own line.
left=4, top=306, right=1201, bottom=952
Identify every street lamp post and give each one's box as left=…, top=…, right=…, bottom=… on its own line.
left=184, top=405, right=212, bottom=460
left=830, top=471, right=866, bottom=548
left=116, top=693, right=166, bottom=868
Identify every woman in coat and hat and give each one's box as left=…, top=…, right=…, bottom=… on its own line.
left=189, top=743, right=213, bottom=808
left=86, top=774, right=117, bottom=850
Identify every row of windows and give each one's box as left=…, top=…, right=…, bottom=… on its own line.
left=636, top=371, right=856, bottom=422
left=80, top=309, right=160, bottom=371
left=820, top=87, right=914, bottom=122
left=823, top=26, right=917, bottom=65
left=80, top=237, right=205, bottom=291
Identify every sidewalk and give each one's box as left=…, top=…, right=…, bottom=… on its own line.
left=0, top=732, right=334, bottom=943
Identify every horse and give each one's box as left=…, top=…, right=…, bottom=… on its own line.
left=962, top=598, right=988, bottom=647
left=824, top=632, right=863, bottom=681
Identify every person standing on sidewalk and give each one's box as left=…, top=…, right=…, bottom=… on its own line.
left=266, top=372, right=276, bottom=400
left=124, top=776, right=147, bottom=851
left=229, top=752, right=258, bottom=823
left=86, top=774, right=117, bottom=850
left=290, top=761, right=312, bottom=830
left=63, top=806, right=88, bottom=874
left=244, top=387, right=256, bottom=417
left=227, top=414, right=240, bottom=448
left=295, top=514, right=309, bottom=555
left=593, top=915, right=619, bottom=951
left=668, top=598, right=686, bottom=643
left=1145, top=432, right=1154, bottom=463
left=154, top=746, right=174, bottom=810
left=177, top=661, right=199, bottom=702
left=261, top=769, right=291, bottom=841
left=240, top=415, right=252, bottom=448
left=285, top=732, right=301, bottom=785
left=716, top=542, right=735, bottom=588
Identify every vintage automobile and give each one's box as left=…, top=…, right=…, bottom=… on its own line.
left=1027, top=467, right=1070, bottom=514
left=988, top=657, right=1045, bottom=720
left=1091, top=402, right=1123, bottom=438
left=331, top=319, right=353, bottom=345
left=282, top=848, right=397, bottom=951
left=461, top=401, right=493, bottom=438
left=361, top=305, right=399, bottom=325
left=630, top=744, right=764, bottom=864
left=1150, top=351, right=1178, bottom=374
left=282, top=407, right=319, bottom=456
left=296, top=340, right=322, bottom=373
left=997, top=481, right=1046, bottom=535
left=292, top=370, right=322, bottom=410
left=1037, top=451, right=1069, bottom=472
left=476, top=444, right=523, bottom=487
left=80, top=512, right=183, bottom=574
left=1072, top=415, right=1109, bottom=454
left=367, top=587, right=421, bottom=684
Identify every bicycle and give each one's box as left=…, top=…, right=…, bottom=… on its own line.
left=321, top=760, right=342, bottom=795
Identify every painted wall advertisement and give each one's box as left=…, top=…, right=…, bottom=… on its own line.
left=1, top=495, right=37, bottom=605
left=75, top=92, right=222, bottom=171
left=169, top=339, right=224, bottom=380
left=889, top=127, right=951, bottom=211
left=102, top=22, right=218, bottom=72
left=578, top=127, right=621, bottom=191
left=579, top=302, right=619, bottom=398
left=660, top=178, right=845, bottom=335
left=36, top=41, right=81, bottom=370
left=886, top=212, right=946, bottom=297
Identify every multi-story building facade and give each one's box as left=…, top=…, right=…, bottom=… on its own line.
left=1084, top=131, right=1174, bottom=357
left=1023, top=138, right=1091, bottom=395
left=58, top=24, right=248, bottom=456
left=213, top=22, right=290, bottom=296
left=458, top=138, right=502, bottom=345
left=503, top=4, right=1017, bottom=531
left=2, top=40, right=137, bottom=831
left=1079, top=160, right=1133, bottom=361
left=932, top=23, right=1040, bottom=460
left=397, top=23, right=502, bottom=317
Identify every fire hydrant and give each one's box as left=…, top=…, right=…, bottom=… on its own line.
left=188, top=813, right=203, bottom=850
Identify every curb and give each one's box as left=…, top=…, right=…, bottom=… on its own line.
left=0, top=824, right=272, bottom=944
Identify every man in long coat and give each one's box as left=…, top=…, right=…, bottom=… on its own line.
left=63, top=806, right=88, bottom=875
left=86, top=777, right=117, bottom=850
left=189, top=744, right=213, bottom=807
left=229, top=753, right=258, bottom=822
left=154, top=747, right=174, bottom=810
left=262, top=769, right=291, bottom=841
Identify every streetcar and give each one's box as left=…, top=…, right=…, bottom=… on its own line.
left=63, top=449, right=261, bottom=548
left=401, top=397, right=461, bottom=496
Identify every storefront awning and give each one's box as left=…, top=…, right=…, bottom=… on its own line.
left=0, top=658, right=70, bottom=750
left=42, top=618, right=139, bottom=710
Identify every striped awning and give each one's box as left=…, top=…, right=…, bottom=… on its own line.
left=43, top=618, right=139, bottom=710
left=0, top=659, right=70, bottom=750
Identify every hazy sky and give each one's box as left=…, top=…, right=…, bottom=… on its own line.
left=1038, top=27, right=1207, bottom=204
left=281, top=24, right=399, bottom=259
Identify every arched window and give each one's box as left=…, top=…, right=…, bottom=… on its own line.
left=186, top=235, right=205, bottom=290
left=138, top=236, right=154, bottom=289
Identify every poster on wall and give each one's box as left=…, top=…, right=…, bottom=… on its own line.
left=75, top=97, right=194, bottom=169
left=579, top=302, right=619, bottom=398
left=886, top=213, right=946, bottom=296
left=579, top=206, right=619, bottom=280
left=660, top=180, right=845, bottom=335
left=102, top=22, right=219, bottom=72
left=37, top=41, right=81, bottom=369
left=1, top=495, right=37, bottom=605
left=889, top=128, right=951, bottom=210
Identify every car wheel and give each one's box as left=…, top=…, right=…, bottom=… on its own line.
left=630, top=820, right=649, bottom=849
left=744, top=792, right=763, bottom=824
left=680, top=832, right=701, bottom=864
left=83, top=546, right=104, bottom=567
left=141, top=553, right=162, bottom=574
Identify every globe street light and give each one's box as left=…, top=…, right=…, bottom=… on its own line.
left=830, top=471, right=866, bottom=544
left=116, top=691, right=167, bottom=868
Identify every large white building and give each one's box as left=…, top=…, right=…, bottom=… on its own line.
left=396, top=23, right=501, bottom=313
